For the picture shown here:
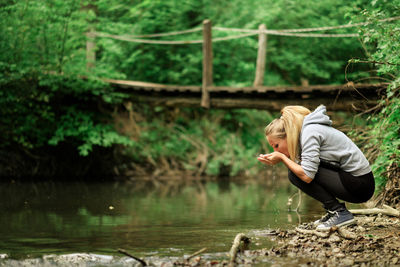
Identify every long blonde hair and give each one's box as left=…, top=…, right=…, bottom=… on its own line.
left=265, top=106, right=311, bottom=161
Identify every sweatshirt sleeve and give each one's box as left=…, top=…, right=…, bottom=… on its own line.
left=300, top=126, right=322, bottom=179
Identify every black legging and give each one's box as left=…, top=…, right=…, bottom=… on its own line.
left=288, top=164, right=375, bottom=211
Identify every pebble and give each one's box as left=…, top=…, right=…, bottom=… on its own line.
left=357, top=226, right=366, bottom=232
left=328, top=234, right=341, bottom=243
left=342, top=258, right=354, bottom=265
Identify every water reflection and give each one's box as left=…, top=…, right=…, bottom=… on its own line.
left=0, top=177, right=322, bottom=259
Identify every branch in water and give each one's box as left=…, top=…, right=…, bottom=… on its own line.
left=117, top=248, right=147, bottom=266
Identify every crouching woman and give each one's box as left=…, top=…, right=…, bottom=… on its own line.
left=257, top=105, right=375, bottom=231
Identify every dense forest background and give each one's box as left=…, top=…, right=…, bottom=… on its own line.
left=0, top=1, right=398, bottom=191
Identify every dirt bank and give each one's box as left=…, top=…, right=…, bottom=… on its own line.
left=169, top=212, right=400, bottom=267
left=260, top=214, right=400, bottom=266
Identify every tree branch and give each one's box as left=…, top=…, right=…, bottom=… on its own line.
left=349, top=204, right=400, bottom=217
left=349, top=59, right=400, bottom=66
left=229, top=233, right=250, bottom=266
left=117, top=248, right=147, bottom=266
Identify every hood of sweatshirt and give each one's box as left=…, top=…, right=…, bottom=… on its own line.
left=299, top=105, right=371, bottom=178
left=302, top=105, right=332, bottom=128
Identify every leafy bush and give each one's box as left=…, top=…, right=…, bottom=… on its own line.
left=117, top=106, right=274, bottom=177
left=348, top=1, right=400, bottom=189
left=0, top=1, right=133, bottom=157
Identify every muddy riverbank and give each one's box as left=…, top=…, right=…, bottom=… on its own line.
left=261, top=214, right=400, bottom=266
left=170, top=213, right=400, bottom=266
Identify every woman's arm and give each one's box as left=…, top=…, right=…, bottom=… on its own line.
left=257, top=152, right=313, bottom=183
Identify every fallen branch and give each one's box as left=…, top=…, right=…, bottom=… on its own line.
left=186, top=247, right=207, bottom=261
left=117, top=248, right=147, bottom=266
left=349, top=204, right=400, bottom=217
left=295, top=226, right=356, bottom=239
left=295, top=227, right=330, bottom=238
left=348, top=59, right=400, bottom=66
left=229, top=233, right=250, bottom=266
left=287, top=189, right=302, bottom=212
left=337, top=227, right=357, bottom=239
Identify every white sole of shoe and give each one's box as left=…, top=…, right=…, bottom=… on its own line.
left=316, top=218, right=355, bottom=231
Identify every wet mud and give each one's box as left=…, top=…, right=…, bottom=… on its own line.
left=173, top=214, right=400, bottom=266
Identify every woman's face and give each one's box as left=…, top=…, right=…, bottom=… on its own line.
left=267, top=135, right=289, bottom=158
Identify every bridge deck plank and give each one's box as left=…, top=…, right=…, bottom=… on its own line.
left=105, top=78, right=386, bottom=94
left=103, top=79, right=386, bottom=110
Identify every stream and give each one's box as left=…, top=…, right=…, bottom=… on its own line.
left=0, top=175, right=324, bottom=265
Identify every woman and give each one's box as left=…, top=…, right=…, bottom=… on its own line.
left=257, top=105, right=375, bottom=231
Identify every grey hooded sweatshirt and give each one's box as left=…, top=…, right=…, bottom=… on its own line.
left=300, top=105, right=371, bottom=179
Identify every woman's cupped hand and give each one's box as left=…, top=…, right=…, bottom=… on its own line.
left=257, top=152, right=283, bottom=165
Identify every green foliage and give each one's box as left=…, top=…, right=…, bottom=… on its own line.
left=0, top=1, right=133, bottom=156
left=1, top=0, right=398, bottom=178
left=367, top=99, right=400, bottom=189
left=92, top=0, right=368, bottom=86
left=121, top=107, right=273, bottom=177
left=48, top=107, right=133, bottom=156
left=349, top=1, right=400, bottom=188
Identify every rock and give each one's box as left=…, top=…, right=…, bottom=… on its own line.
left=357, top=226, right=366, bottom=232
left=342, top=258, right=354, bottom=265
left=328, top=234, right=341, bottom=243
left=287, top=252, right=297, bottom=258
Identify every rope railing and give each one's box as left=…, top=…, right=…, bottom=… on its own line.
left=121, top=27, right=202, bottom=38
left=213, top=28, right=359, bottom=37
left=93, top=30, right=357, bottom=44
left=263, top=32, right=359, bottom=37
left=93, top=31, right=257, bottom=44
left=92, top=16, right=400, bottom=44
left=93, top=31, right=203, bottom=44
left=279, top=15, right=400, bottom=32
left=215, top=16, right=400, bottom=34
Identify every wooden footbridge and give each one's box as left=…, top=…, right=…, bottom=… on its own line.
left=105, top=79, right=386, bottom=111
left=88, top=19, right=391, bottom=111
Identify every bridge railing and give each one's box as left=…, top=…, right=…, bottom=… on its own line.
left=87, top=17, right=399, bottom=108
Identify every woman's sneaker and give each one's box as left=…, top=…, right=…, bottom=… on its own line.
left=313, top=210, right=335, bottom=227
left=316, top=209, right=355, bottom=231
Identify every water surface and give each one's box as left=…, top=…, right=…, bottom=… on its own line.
left=0, top=177, right=323, bottom=261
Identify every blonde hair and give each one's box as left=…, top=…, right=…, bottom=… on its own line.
left=265, top=106, right=311, bottom=161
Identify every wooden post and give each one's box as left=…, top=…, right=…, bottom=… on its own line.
left=201, top=19, right=213, bottom=108
left=253, top=24, right=267, bottom=86
left=86, top=28, right=96, bottom=71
